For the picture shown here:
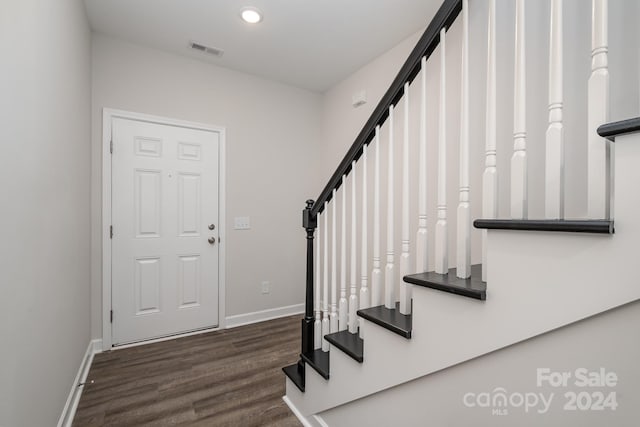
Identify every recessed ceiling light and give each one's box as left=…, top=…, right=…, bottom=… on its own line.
left=240, top=7, right=262, bottom=24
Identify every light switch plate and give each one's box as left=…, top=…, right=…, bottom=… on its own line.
left=234, top=216, right=250, bottom=230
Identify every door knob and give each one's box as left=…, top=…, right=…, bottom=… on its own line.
left=208, top=237, right=216, bottom=245
left=208, top=224, right=215, bottom=230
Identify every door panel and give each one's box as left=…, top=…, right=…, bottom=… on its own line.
left=178, top=255, right=201, bottom=308
left=135, top=169, right=162, bottom=237
left=112, top=118, right=219, bottom=345
left=134, top=257, right=161, bottom=314
left=178, top=172, right=201, bottom=236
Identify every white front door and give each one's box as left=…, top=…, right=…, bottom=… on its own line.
left=111, top=117, right=220, bottom=345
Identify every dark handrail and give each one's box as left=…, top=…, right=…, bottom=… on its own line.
left=597, top=117, right=640, bottom=141
left=473, top=219, right=615, bottom=234
left=310, top=0, right=462, bottom=218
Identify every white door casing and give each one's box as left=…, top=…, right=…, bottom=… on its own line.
left=102, top=109, right=226, bottom=349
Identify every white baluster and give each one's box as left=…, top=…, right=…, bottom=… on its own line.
left=339, top=175, right=348, bottom=331
left=511, top=0, right=528, bottom=220
left=314, top=212, right=322, bottom=349
left=435, top=29, right=448, bottom=275
left=330, top=190, right=338, bottom=333
left=400, top=83, right=412, bottom=314
left=546, top=0, right=564, bottom=220
left=416, top=57, right=429, bottom=275
left=322, top=203, right=330, bottom=351
left=385, top=106, right=396, bottom=308
left=360, top=145, right=369, bottom=310
left=371, top=127, right=383, bottom=307
left=482, top=0, right=498, bottom=283
left=588, top=0, right=610, bottom=219
left=349, top=161, right=359, bottom=333
left=457, top=0, right=471, bottom=279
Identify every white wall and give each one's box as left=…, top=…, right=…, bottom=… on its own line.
left=91, top=35, right=323, bottom=339
left=0, top=1, right=92, bottom=426
left=320, top=31, right=423, bottom=177
left=319, top=300, right=640, bottom=426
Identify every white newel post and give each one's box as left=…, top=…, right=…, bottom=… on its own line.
left=416, top=57, right=429, bottom=275
left=339, top=175, right=348, bottom=331
left=588, top=0, right=610, bottom=219
left=360, top=145, right=370, bottom=311
left=545, top=0, right=565, bottom=219
left=349, top=161, right=359, bottom=333
left=330, top=190, right=338, bottom=333
left=371, top=127, right=383, bottom=307
left=482, top=0, right=498, bottom=282
left=435, top=29, right=449, bottom=275
left=321, top=203, right=330, bottom=351
left=511, top=0, right=528, bottom=220
left=314, top=211, right=322, bottom=349
left=400, top=83, right=412, bottom=314
left=385, top=106, right=396, bottom=308
left=457, top=0, right=471, bottom=279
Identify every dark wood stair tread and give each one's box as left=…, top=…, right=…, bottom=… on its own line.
left=473, top=219, right=614, bottom=234
left=324, top=330, right=364, bottom=363
left=357, top=303, right=412, bottom=338
left=404, top=264, right=486, bottom=300
left=282, top=361, right=305, bottom=392
left=301, top=349, right=330, bottom=380
left=598, top=116, right=640, bottom=140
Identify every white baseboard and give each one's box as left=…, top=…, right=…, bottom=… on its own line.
left=283, top=395, right=315, bottom=427
left=92, top=339, right=103, bottom=355
left=312, top=415, right=330, bottom=427
left=57, top=339, right=101, bottom=427
left=225, top=303, right=304, bottom=329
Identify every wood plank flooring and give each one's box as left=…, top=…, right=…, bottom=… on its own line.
left=73, top=315, right=303, bottom=426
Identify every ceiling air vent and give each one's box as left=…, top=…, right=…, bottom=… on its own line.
left=189, top=41, right=224, bottom=58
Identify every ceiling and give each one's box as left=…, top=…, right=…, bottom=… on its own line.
left=83, top=0, right=440, bottom=93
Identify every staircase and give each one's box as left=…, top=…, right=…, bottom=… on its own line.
left=283, top=0, right=639, bottom=424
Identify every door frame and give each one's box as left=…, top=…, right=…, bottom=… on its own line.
left=102, top=108, right=226, bottom=350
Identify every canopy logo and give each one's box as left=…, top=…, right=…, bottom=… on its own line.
left=462, top=388, right=553, bottom=416
left=462, top=368, right=619, bottom=416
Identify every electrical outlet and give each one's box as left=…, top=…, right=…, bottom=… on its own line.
left=234, top=216, right=251, bottom=230
left=261, top=281, right=270, bottom=294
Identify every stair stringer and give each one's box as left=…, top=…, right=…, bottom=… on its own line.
left=285, top=133, right=640, bottom=417
left=314, top=299, right=640, bottom=427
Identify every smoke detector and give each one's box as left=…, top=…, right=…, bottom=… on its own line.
left=189, top=41, right=224, bottom=58
left=352, top=90, right=367, bottom=108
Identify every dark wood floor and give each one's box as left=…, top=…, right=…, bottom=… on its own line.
left=73, top=315, right=303, bottom=426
